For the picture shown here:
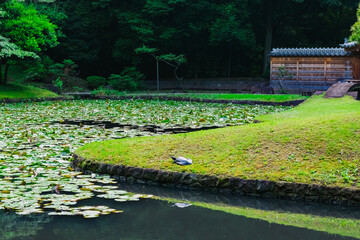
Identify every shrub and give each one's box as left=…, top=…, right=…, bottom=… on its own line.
left=61, top=75, right=88, bottom=91
left=24, top=58, right=80, bottom=85
left=108, top=67, right=144, bottom=91
left=86, top=76, right=107, bottom=90
left=52, top=77, right=63, bottom=92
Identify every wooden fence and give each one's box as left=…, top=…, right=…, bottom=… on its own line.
left=271, top=57, right=353, bottom=83
left=270, top=56, right=355, bottom=92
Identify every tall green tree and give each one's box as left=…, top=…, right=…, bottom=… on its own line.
left=0, top=0, right=58, bottom=83
left=2, top=0, right=58, bottom=53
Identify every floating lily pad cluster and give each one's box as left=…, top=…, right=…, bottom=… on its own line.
left=0, top=99, right=288, bottom=217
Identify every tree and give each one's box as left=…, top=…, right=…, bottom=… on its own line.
left=135, top=45, right=186, bottom=90
left=0, top=0, right=58, bottom=83
left=1, top=0, right=58, bottom=53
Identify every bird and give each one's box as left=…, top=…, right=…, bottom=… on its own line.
left=170, top=156, right=193, bottom=165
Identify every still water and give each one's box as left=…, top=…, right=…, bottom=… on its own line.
left=1, top=181, right=359, bottom=240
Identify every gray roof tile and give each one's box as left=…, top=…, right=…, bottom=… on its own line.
left=339, top=41, right=358, bottom=48
left=270, top=48, right=351, bottom=57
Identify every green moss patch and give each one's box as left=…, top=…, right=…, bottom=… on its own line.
left=0, top=83, right=58, bottom=99
left=76, top=96, right=360, bottom=188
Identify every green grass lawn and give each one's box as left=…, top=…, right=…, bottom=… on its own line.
left=128, top=93, right=308, bottom=102
left=0, top=83, right=58, bottom=99
left=75, top=96, right=360, bottom=188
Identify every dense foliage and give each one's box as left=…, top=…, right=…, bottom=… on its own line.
left=350, top=3, right=360, bottom=42
left=0, top=0, right=58, bottom=83
left=1, top=0, right=359, bottom=86
left=50, top=0, right=358, bottom=79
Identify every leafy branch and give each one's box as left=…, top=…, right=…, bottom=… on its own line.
left=135, top=45, right=186, bottom=82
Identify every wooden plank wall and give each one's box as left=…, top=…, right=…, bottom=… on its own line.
left=352, top=56, right=360, bottom=80
left=271, top=57, right=354, bottom=85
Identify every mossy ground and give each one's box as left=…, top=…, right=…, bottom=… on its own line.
left=75, top=96, right=360, bottom=188
left=0, top=83, right=58, bottom=99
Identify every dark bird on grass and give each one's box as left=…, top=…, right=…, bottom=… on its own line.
left=171, top=156, right=193, bottom=165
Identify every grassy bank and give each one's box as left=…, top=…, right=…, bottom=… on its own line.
left=0, top=83, right=58, bottom=99
left=128, top=93, right=308, bottom=102
left=76, top=96, right=360, bottom=188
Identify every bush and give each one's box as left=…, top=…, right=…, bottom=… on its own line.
left=86, top=76, right=107, bottom=90
left=61, top=75, right=88, bottom=91
left=108, top=67, right=144, bottom=91
left=24, top=58, right=80, bottom=86
left=52, top=77, right=63, bottom=92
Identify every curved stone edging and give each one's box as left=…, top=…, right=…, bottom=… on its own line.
left=94, top=95, right=306, bottom=106
left=72, top=154, right=360, bottom=205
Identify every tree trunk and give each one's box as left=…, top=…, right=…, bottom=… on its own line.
left=263, top=0, right=274, bottom=76
left=227, top=41, right=232, bottom=78
left=4, top=63, right=9, bottom=84
left=156, top=59, right=160, bottom=92
left=173, top=66, right=184, bottom=90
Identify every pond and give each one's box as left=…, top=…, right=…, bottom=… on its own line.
left=0, top=99, right=359, bottom=239
left=2, top=181, right=360, bottom=240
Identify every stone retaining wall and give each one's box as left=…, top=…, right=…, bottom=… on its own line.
left=72, top=154, right=360, bottom=205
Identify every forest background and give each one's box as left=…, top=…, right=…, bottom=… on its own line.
left=1, top=0, right=360, bottom=87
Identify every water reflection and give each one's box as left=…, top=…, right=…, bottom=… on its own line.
left=1, top=181, right=359, bottom=240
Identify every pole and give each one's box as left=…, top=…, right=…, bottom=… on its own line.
left=156, top=59, right=160, bottom=92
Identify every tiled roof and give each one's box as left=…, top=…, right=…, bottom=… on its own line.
left=339, top=41, right=358, bottom=48
left=270, top=48, right=351, bottom=57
